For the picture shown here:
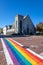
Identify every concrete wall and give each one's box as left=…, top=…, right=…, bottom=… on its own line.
left=4, top=14, right=36, bottom=35
left=12, top=15, right=24, bottom=34
left=3, top=27, right=7, bottom=35
left=23, top=16, right=35, bottom=34
left=17, top=15, right=23, bottom=34
left=12, top=15, right=36, bottom=34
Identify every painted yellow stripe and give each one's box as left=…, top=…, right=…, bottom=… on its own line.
left=7, top=38, right=38, bottom=65
left=9, top=38, right=42, bottom=63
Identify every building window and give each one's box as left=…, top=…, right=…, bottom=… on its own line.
left=16, top=21, right=17, bottom=27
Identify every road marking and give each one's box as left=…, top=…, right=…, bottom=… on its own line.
left=1, top=38, right=14, bottom=65
left=1, top=38, right=43, bottom=65
left=10, top=38, right=43, bottom=60
left=26, top=48, right=43, bottom=59
left=10, top=38, right=23, bottom=46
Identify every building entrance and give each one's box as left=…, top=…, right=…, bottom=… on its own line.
left=19, top=21, right=22, bottom=34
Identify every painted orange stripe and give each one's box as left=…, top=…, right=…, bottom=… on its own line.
left=37, top=61, right=43, bottom=65
left=7, top=38, right=38, bottom=65
left=9, top=38, right=43, bottom=62
left=8, top=38, right=41, bottom=63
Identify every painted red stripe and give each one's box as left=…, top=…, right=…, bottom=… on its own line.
left=8, top=38, right=43, bottom=63
left=37, top=61, right=43, bottom=65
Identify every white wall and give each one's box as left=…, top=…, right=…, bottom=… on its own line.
left=3, top=27, right=7, bottom=35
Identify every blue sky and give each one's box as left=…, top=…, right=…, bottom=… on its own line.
left=0, top=0, right=43, bottom=28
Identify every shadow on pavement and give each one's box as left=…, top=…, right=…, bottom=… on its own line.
left=0, top=35, right=30, bottom=38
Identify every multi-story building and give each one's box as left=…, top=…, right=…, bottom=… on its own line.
left=3, top=14, right=36, bottom=35
left=12, top=14, right=36, bottom=35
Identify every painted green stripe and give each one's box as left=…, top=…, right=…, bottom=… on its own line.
left=4, top=38, right=25, bottom=65
left=6, top=38, right=32, bottom=65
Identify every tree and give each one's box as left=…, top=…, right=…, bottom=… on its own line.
left=36, top=22, right=43, bottom=32
left=0, top=28, right=3, bottom=34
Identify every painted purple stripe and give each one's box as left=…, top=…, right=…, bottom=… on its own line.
left=4, top=39, right=20, bottom=65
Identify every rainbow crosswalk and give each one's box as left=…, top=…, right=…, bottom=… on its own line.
left=2, top=38, right=43, bottom=65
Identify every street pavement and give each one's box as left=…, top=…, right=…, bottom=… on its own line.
left=0, top=39, right=7, bottom=65
left=13, top=36, right=43, bottom=54
left=0, top=36, right=43, bottom=65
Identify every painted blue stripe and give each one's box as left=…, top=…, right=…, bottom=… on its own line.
left=3, top=38, right=32, bottom=65
left=3, top=38, right=26, bottom=65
